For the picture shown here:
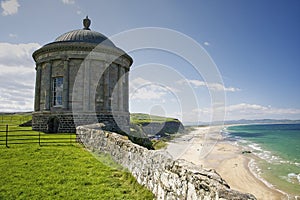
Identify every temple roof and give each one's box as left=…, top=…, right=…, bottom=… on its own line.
left=53, top=16, right=115, bottom=47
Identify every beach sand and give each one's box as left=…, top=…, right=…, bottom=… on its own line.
left=203, top=142, right=285, bottom=200
left=165, top=126, right=286, bottom=200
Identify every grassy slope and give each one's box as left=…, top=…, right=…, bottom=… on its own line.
left=130, top=113, right=183, bottom=150
left=0, top=114, right=154, bottom=200
left=130, top=113, right=179, bottom=124
left=151, top=140, right=168, bottom=150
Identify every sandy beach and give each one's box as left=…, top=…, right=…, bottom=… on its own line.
left=165, top=126, right=286, bottom=200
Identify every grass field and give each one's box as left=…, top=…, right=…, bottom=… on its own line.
left=151, top=140, right=168, bottom=150
left=0, top=114, right=154, bottom=200
left=130, top=113, right=179, bottom=124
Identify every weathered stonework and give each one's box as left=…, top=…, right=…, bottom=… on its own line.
left=32, top=112, right=129, bottom=133
left=32, top=17, right=132, bottom=133
left=77, top=124, right=257, bottom=200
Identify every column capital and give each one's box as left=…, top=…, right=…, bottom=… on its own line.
left=45, top=61, right=53, bottom=67
left=61, top=55, right=69, bottom=61
left=45, top=62, right=52, bottom=110
left=63, top=58, right=70, bottom=110
left=35, top=63, right=42, bottom=70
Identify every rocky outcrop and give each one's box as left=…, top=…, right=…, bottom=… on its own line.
left=141, top=121, right=185, bottom=136
left=130, top=113, right=184, bottom=136
left=76, top=124, right=256, bottom=200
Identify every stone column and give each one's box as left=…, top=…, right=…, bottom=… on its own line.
left=118, top=65, right=124, bottom=111
left=96, top=62, right=105, bottom=112
left=63, top=58, right=69, bottom=110
left=83, top=60, right=90, bottom=111
left=110, top=64, right=118, bottom=111
left=124, top=68, right=129, bottom=112
left=45, top=62, right=52, bottom=110
left=103, top=63, right=110, bottom=111
left=34, top=64, right=42, bottom=111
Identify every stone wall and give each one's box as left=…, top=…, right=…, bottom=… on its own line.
left=76, top=124, right=256, bottom=200
left=32, top=112, right=129, bottom=133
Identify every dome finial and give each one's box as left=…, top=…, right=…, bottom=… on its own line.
left=83, top=16, right=91, bottom=30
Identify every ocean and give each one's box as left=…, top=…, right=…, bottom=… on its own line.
left=225, top=124, right=300, bottom=198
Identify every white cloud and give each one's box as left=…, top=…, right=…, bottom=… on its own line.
left=9, top=33, right=17, bottom=38
left=0, top=42, right=40, bottom=66
left=130, top=77, right=149, bottom=88
left=227, top=103, right=300, bottom=115
left=204, top=41, right=210, bottom=46
left=189, top=103, right=300, bottom=122
left=1, top=0, right=19, bottom=16
left=62, top=0, right=75, bottom=5
left=0, top=64, right=35, bottom=112
left=0, top=42, right=40, bottom=112
left=179, top=79, right=241, bottom=92
left=130, top=77, right=171, bottom=100
left=131, top=86, right=167, bottom=100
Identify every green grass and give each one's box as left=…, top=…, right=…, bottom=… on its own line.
left=0, top=114, right=154, bottom=200
left=0, top=113, right=31, bottom=126
left=0, top=119, right=75, bottom=146
left=151, top=140, right=167, bottom=150
left=130, top=113, right=179, bottom=124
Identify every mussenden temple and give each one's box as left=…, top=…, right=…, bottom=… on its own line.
left=32, top=17, right=132, bottom=133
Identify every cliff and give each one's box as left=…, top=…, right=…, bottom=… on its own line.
left=130, top=113, right=184, bottom=137
left=77, top=124, right=256, bottom=200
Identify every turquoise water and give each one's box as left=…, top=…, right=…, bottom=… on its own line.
left=226, top=124, right=300, bottom=197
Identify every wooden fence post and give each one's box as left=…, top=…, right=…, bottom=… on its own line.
left=5, top=124, right=8, bottom=148
left=39, top=132, right=41, bottom=146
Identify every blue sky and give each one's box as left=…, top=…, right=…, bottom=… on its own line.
left=0, top=0, right=299, bottom=123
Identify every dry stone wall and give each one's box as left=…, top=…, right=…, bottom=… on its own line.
left=76, top=124, right=256, bottom=200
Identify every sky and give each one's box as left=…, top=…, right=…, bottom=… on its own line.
left=0, top=0, right=299, bottom=123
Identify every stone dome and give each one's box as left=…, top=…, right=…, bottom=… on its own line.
left=54, top=29, right=115, bottom=47
left=53, top=16, right=115, bottom=47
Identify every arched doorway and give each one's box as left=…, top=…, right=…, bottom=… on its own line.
left=48, top=117, right=60, bottom=133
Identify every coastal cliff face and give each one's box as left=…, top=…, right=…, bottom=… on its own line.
left=130, top=113, right=184, bottom=137
left=77, top=124, right=256, bottom=200
left=140, top=121, right=185, bottom=136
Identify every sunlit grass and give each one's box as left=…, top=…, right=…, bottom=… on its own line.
left=0, top=114, right=154, bottom=199
left=151, top=139, right=167, bottom=150
left=130, top=113, right=179, bottom=124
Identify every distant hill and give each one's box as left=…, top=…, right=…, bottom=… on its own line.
left=184, top=119, right=300, bottom=126
left=0, top=111, right=32, bottom=115
left=225, top=119, right=300, bottom=125
left=130, top=113, right=180, bottom=124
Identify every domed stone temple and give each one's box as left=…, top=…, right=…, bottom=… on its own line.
left=32, top=17, right=132, bottom=133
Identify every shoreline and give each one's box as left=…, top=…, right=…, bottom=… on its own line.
left=202, top=141, right=284, bottom=199
left=165, top=126, right=286, bottom=200
left=224, top=125, right=288, bottom=197
left=247, top=157, right=289, bottom=198
left=224, top=124, right=300, bottom=199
